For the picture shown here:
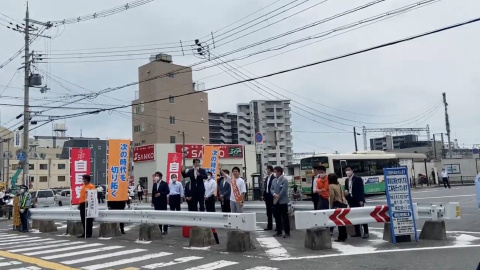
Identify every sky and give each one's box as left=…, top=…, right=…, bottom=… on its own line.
left=0, top=0, right=479, bottom=154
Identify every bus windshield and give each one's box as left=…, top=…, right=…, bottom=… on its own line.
left=300, top=156, right=329, bottom=170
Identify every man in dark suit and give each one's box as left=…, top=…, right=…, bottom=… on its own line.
left=263, top=165, right=275, bottom=230
left=344, top=166, right=369, bottom=239
left=311, top=165, right=321, bottom=210
left=152, top=171, right=169, bottom=235
left=218, top=170, right=231, bottom=213
left=182, top=159, right=208, bottom=211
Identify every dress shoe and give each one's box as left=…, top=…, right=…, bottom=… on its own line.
left=362, top=233, right=369, bottom=239
left=264, top=228, right=272, bottom=231
left=273, top=233, right=283, bottom=237
left=283, top=234, right=291, bottom=238
left=162, top=231, right=168, bottom=235
left=121, top=231, right=126, bottom=234
left=334, top=239, right=346, bottom=242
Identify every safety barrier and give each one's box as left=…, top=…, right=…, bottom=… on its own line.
left=294, top=202, right=460, bottom=229
left=29, top=209, right=256, bottom=231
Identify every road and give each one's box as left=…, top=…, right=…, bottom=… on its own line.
left=0, top=186, right=478, bottom=269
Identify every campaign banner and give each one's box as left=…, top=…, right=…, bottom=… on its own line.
left=166, top=153, right=183, bottom=185
left=70, top=148, right=91, bottom=205
left=203, top=145, right=221, bottom=183
left=86, top=189, right=99, bottom=218
left=107, top=139, right=131, bottom=201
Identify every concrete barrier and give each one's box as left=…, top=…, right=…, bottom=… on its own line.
left=31, top=219, right=41, bottom=229
left=66, top=221, right=84, bottom=236
left=99, top=223, right=121, bottom=238
left=304, top=228, right=332, bottom=250
left=382, top=222, right=412, bottom=243
left=419, top=220, right=447, bottom=240
left=189, top=227, right=215, bottom=247
left=38, top=220, right=58, bottom=233
left=226, top=231, right=255, bottom=252
left=289, top=214, right=296, bottom=230
left=138, top=224, right=163, bottom=241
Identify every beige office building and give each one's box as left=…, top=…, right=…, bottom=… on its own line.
left=132, top=54, right=209, bottom=147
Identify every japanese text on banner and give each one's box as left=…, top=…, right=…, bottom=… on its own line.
left=86, top=189, right=99, bottom=218
left=69, top=148, right=91, bottom=205
left=203, top=145, right=221, bottom=183
left=166, top=153, right=183, bottom=184
left=107, top=139, right=130, bottom=201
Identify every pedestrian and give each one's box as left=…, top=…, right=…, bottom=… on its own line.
left=182, top=159, right=208, bottom=211
left=316, top=165, right=329, bottom=210
left=108, top=200, right=126, bottom=234
left=221, top=166, right=246, bottom=213
left=271, top=166, right=290, bottom=238
left=96, top=185, right=104, bottom=203
left=78, top=174, right=95, bottom=238
left=431, top=168, right=437, bottom=185
left=184, top=180, right=194, bottom=211
left=328, top=173, right=348, bottom=242
left=441, top=168, right=451, bottom=189
left=263, top=165, right=275, bottom=231
left=344, top=166, right=369, bottom=239
left=168, top=174, right=184, bottom=211
left=217, top=170, right=231, bottom=213
left=204, top=172, right=217, bottom=212
left=291, top=184, right=300, bottom=201
left=311, top=165, right=321, bottom=210
left=136, top=182, right=144, bottom=202
left=17, top=185, right=31, bottom=233
left=152, top=172, right=169, bottom=235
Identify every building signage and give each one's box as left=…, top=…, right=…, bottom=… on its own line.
left=384, top=167, right=418, bottom=243
left=70, top=148, right=91, bottom=205
left=166, top=153, right=183, bottom=185
left=175, top=144, right=243, bottom=159
left=133, top=144, right=155, bottom=162
left=107, top=139, right=131, bottom=201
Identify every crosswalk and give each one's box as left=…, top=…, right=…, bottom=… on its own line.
left=0, top=232, right=278, bottom=270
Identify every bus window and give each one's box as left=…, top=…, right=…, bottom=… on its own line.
left=333, top=160, right=348, bottom=178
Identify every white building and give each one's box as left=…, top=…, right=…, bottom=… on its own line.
left=237, top=100, right=293, bottom=169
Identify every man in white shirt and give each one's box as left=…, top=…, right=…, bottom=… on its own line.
left=441, top=168, right=451, bottom=189
left=168, top=174, right=184, bottom=211
left=221, top=166, right=246, bottom=213
left=204, top=172, right=217, bottom=212
left=96, top=185, right=104, bottom=203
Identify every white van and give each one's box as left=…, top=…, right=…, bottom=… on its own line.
left=30, top=189, right=56, bottom=208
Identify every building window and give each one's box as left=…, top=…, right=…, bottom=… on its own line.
left=134, top=125, right=141, bottom=133
left=58, top=176, right=66, bottom=182
left=141, top=123, right=145, bottom=132
left=29, top=164, right=34, bottom=170
left=39, top=176, right=48, bottom=182
left=169, top=95, right=175, bottom=103
left=58, top=164, right=66, bottom=170
left=139, top=103, right=144, bottom=113
left=141, top=140, right=146, bottom=145
left=11, top=164, right=17, bottom=170
left=30, top=176, right=34, bottom=183
left=40, top=164, right=48, bottom=170
left=169, top=116, right=176, bottom=124
left=170, top=136, right=176, bottom=143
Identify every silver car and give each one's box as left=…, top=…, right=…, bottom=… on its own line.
left=54, top=189, right=71, bottom=207
left=30, top=189, right=56, bottom=208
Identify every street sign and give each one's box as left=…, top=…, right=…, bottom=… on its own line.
left=473, top=148, right=479, bottom=159
left=384, top=167, right=418, bottom=244
left=16, top=149, right=26, bottom=161
left=255, top=132, right=263, bottom=143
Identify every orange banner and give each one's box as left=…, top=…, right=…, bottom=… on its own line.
left=107, top=139, right=130, bottom=201
left=203, top=146, right=221, bottom=195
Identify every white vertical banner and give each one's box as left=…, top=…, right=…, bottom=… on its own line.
left=86, top=189, right=99, bottom=218
left=14, top=131, right=21, bottom=147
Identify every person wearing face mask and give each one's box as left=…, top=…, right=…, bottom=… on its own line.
left=263, top=165, right=275, bottom=231
left=17, top=185, right=31, bottom=233
left=344, top=166, right=369, bottom=239
left=204, top=172, right=217, bottom=212
left=168, top=174, right=184, bottom=211
left=152, top=172, right=170, bottom=235
left=217, top=169, right=231, bottom=213
left=182, top=159, right=208, bottom=212
left=311, top=165, right=321, bottom=210
left=315, top=165, right=330, bottom=210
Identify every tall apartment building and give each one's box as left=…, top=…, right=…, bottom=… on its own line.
left=237, top=100, right=293, bottom=168
left=131, top=54, right=209, bottom=147
left=370, top=135, right=419, bottom=150
left=208, top=112, right=238, bottom=144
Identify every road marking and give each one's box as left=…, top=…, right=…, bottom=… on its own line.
left=9, top=267, right=42, bottom=270
left=8, top=242, right=82, bottom=253
left=184, top=260, right=239, bottom=270
left=82, top=252, right=172, bottom=270
left=61, top=249, right=145, bottom=265
left=24, top=243, right=104, bottom=256
left=0, top=260, right=22, bottom=267
left=256, top=237, right=291, bottom=259
left=245, top=267, right=279, bottom=270
left=142, top=256, right=203, bottom=269
left=0, top=250, right=78, bottom=270
left=42, top=246, right=124, bottom=260
left=273, top=244, right=480, bottom=260
left=0, top=235, right=30, bottom=241
left=5, top=240, right=69, bottom=249
left=0, top=236, right=42, bottom=244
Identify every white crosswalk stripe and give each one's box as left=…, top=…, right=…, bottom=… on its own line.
left=23, top=243, right=104, bottom=256
left=61, top=248, right=146, bottom=265
left=41, top=246, right=124, bottom=260
left=141, top=256, right=203, bottom=269
left=8, top=241, right=83, bottom=252
left=184, top=260, right=239, bottom=270
left=0, top=261, right=22, bottom=267
left=6, top=240, right=69, bottom=249
left=82, top=252, right=172, bottom=270
left=0, top=237, right=42, bottom=245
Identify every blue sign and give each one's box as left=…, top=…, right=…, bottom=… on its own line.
left=255, top=132, right=263, bottom=143
left=17, top=152, right=26, bottom=161
left=384, top=167, right=418, bottom=243
left=473, top=148, right=479, bottom=155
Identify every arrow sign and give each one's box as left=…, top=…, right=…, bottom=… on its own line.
left=328, top=208, right=352, bottom=226
left=370, top=205, right=390, bottom=222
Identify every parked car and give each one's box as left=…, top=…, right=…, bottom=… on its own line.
left=54, top=189, right=71, bottom=207
left=30, top=189, right=56, bottom=208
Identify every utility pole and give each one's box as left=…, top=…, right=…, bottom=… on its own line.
left=353, top=127, right=358, bottom=151
left=442, top=92, right=452, bottom=158
left=22, top=5, right=31, bottom=188
left=432, top=134, right=437, bottom=160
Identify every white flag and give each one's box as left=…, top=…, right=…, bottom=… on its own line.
left=86, top=190, right=99, bottom=218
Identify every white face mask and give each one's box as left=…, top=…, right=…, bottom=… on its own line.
left=318, top=173, right=326, bottom=177
left=172, top=178, right=177, bottom=183
left=154, top=176, right=160, bottom=181
left=346, top=170, right=353, bottom=177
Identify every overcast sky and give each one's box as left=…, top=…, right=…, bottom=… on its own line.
left=1, top=0, right=479, bottom=154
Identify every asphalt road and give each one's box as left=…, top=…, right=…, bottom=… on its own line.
left=0, top=186, right=478, bottom=270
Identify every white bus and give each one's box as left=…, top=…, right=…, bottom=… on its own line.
left=298, top=151, right=429, bottom=195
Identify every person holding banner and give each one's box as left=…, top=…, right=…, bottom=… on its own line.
left=220, top=166, right=246, bottom=213
left=78, top=175, right=96, bottom=238
left=182, top=159, right=208, bottom=212
left=152, top=172, right=170, bottom=235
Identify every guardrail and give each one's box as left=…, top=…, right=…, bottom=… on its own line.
left=294, top=202, right=460, bottom=229
left=29, top=209, right=256, bottom=231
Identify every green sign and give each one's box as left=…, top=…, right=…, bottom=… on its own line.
left=228, top=147, right=243, bottom=157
